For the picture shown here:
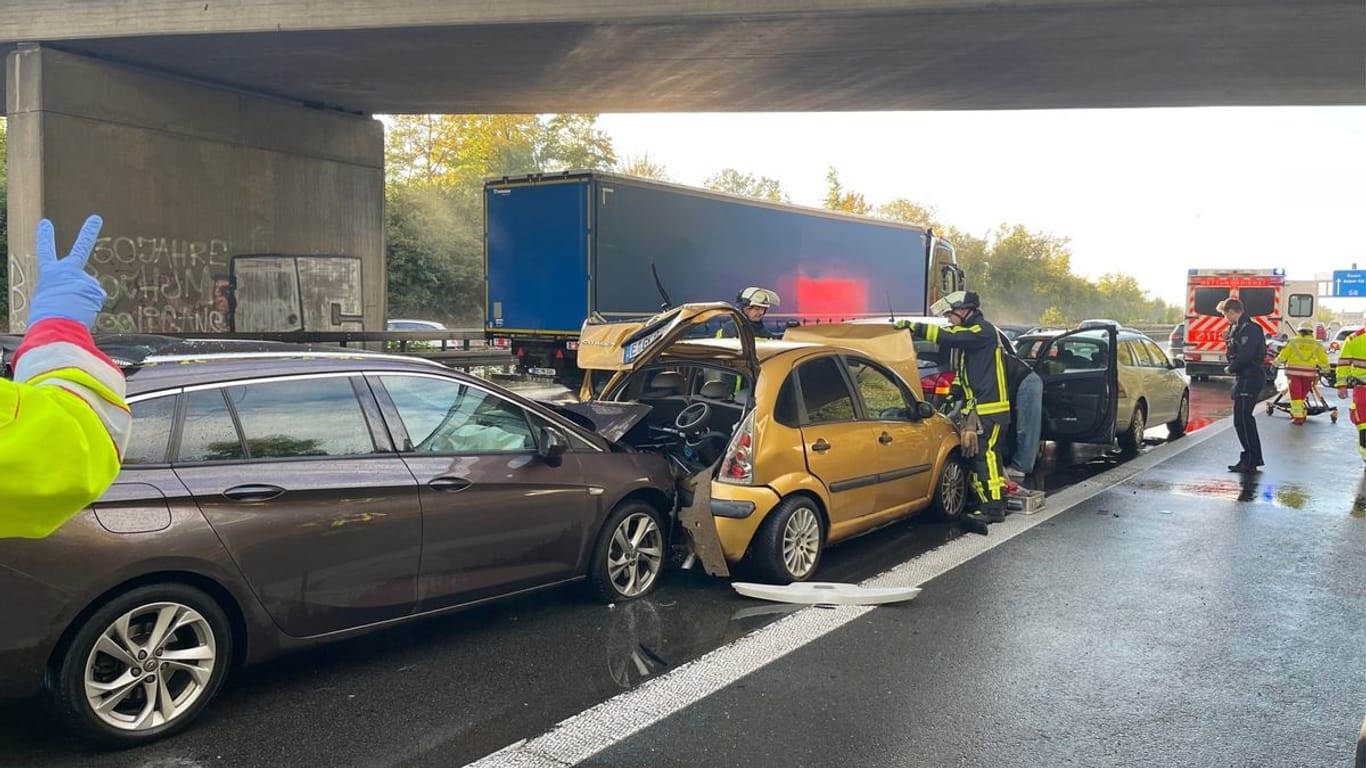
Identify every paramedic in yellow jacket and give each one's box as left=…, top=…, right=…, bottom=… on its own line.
left=1, top=215, right=130, bottom=538
left=1336, top=327, right=1366, bottom=463
left=1274, top=322, right=1330, bottom=424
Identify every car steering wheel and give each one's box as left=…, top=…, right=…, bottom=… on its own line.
left=675, top=401, right=711, bottom=431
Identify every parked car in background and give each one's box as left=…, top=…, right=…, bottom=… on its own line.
left=386, top=318, right=465, bottom=349
left=1328, top=325, right=1363, bottom=370
left=574, top=304, right=967, bottom=585
left=1169, top=322, right=1185, bottom=359
left=1015, top=326, right=1189, bottom=451
left=0, top=340, right=677, bottom=746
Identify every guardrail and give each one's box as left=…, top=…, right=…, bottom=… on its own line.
left=153, top=330, right=513, bottom=368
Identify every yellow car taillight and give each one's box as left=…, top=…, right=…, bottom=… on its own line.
left=718, top=411, right=756, bottom=485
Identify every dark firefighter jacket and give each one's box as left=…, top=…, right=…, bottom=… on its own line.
left=908, top=311, right=1011, bottom=417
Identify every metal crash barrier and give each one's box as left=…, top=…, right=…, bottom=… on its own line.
left=151, top=329, right=514, bottom=368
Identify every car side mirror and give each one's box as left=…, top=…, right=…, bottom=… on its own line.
left=915, top=401, right=936, bottom=420
left=1171, top=358, right=1186, bottom=369
left=538, top=427, right=569, bottom=466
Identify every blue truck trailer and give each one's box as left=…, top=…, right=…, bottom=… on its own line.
left=485, top=171, right=963, bottom=381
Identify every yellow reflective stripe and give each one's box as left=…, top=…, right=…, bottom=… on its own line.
left=994, top=348, right=1008, bottom=403
left=976, top=401, right=1011, bottom=416
left=924, top=324, right=940, bottom=343
left=984, top=423, right=1004, bottom=500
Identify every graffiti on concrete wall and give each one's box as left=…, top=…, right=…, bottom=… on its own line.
left=88, top=235, right=232, bottom=334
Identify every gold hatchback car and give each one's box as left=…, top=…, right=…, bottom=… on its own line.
left=573, top=304, right=966, bottom=583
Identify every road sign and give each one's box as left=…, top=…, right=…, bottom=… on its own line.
left=1333, top=270, right=1366, bottom=297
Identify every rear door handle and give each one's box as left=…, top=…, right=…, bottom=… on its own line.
left=428, top=476, right=473, bottom=493
left=878, top=432, right=894, bottom=445
left=222, top=484, right=286, bottom=503
left=811, top=439, right=832, bottom=453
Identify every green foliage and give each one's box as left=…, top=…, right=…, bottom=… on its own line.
left=704, top=168, right=789, bottom=202
left=876, top=198, right=940, bottom=229
left=383, top=113, right=617, bottom=323
left=616, top=153, right=672, bottom=180
left=822, top=166, right=871, bottom=214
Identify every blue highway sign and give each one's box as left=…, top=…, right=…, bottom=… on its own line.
left=1333, top=270, right=1366, bottom=297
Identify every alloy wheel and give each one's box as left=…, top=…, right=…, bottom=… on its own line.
left=782, top=506, right=822, bottom=579
left=83, top=602, right=218, bottom=732
left=941, top=461, right=966, bottom=516
left=607, top=512, right=663, bottom=598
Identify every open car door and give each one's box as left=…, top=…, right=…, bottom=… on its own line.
left=576, top=303, right=759, bottom=400
left=1033, top=327, right=1119, bottom=445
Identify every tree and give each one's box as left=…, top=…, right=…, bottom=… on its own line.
left=703, top=168, right=789, bottom=202
left=876, top=198, right=940, bottom=228
left=383, top=114, right=619, bottom=323
left=822, top=166, right=871, bottom=215
left=616, top=153, right=672, bottom=181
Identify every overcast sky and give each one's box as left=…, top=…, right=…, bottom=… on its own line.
left=597, top=107, right=1366, bottom=308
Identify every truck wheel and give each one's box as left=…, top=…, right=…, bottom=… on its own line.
left=752, top=496, right=824, bottom=584
left=47, top=583, right=233, bottom=747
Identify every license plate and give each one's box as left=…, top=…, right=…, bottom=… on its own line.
left=529, top=367, right=557, bottom=377
left=624, top=329, right=665, bottom=363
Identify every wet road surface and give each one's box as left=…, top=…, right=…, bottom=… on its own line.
left=0, top=380, right=1247, bottom=767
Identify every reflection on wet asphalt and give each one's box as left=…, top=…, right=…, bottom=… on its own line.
left=0, top=379, right=1241, bottom=768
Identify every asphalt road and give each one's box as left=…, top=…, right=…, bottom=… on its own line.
left=0, top=380, right=1243, bottom=768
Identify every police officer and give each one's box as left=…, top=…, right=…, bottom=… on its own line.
left=2, top=215, right=131, bottom=538
left=900, top=291, right=1011, bottom=530
left=1223, top=298, right=1266, bottom=472
left=729, top=286, right=781, bottom=339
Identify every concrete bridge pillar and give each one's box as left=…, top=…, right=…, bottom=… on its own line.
left=5, top=44, right=385, bottom=334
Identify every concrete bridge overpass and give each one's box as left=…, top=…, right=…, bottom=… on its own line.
left=3, top=1, right=1364, bottom=330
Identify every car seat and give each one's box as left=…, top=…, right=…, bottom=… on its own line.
left=698, top=379, right=733, bottom=401
left=641, top=370, right=689, bottom=424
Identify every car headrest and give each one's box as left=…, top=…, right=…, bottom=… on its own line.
left=699, top=380, right=732, bottom=400
left=646, top=371, right=686, bottom=396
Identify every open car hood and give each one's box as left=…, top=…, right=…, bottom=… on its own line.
left=555, top=401, right=654, bottom=443
left=578, top=303, right=758, bottom=395
left=782, top=322, right=919, bottom=367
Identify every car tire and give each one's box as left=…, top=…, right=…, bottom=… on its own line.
left=1118, top=402, right=1147, bottom=453
left=751, top=495, right=825, bottom=584
left=46, top=583, right=233, bottom=747
left=1168, top=391, right=1190, bottom=438
left=929, top=453, right=968, bottom=522
left=587, top=501, right=667, bottom=603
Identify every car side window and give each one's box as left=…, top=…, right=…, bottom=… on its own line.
left=796, top=357, right=857, bottom=425
left=775, top=375, right=800, bottom=427
left=845, top=358, right=914, bottom=420
left=225, top=377, right=377, bottom=459
left=1128, top=340, right=1154, bottom=367
left=178, top=389, right=245, bottom=463
left=1143, top=340, right=1171, bottom=367
left=1042, top=339, right=1109, bottom=374
left=382, top=375, right=536, bottom=453
left=1117, top=342, right=1136, bottom=367
left=123, top=395, right=178, bottom=465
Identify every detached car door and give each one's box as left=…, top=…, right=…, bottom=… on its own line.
left=372, top=372, right=598, bottom=609
left=172, top=375, right=423, bottom=637
left=1034, top=328, right=1119, bottom=445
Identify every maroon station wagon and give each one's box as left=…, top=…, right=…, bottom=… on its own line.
left=0, top=339, right=677, bottom=746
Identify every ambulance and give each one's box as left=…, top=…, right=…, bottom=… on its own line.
left=1182, top=268, right=1296, bottom=380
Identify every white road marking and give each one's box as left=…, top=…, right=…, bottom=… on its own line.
left=461, top=422, right=1235, bottom=768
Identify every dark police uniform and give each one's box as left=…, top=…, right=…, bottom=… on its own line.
left=1227, top=314, right=1267, bottom=469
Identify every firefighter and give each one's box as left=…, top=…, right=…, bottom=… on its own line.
left=722, top=286, right=781, bottom=339
left=1222, top=298, right=1266, bottom=472
left=1274, top=322, right=1330, bottom=424
left=898, top=291, right=1010, bottom=531
left=1, top=215, right=131, bottom=539
left=1335, top=326, right=1366, bottom=464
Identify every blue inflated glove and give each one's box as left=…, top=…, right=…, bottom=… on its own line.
left=27, top=215, right=106, bottom=329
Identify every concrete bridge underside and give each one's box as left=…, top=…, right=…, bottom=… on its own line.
left=2, top=1, right=1363, bottom=331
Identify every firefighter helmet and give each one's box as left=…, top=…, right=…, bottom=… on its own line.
left=929, top=290, right=980, bottom=317
left=736, top=286, right=780, bottom=310
left=1298, top=322, right=1314, bottom=334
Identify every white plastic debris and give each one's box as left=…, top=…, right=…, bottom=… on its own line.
left=731, top=581, right=921, bottom=606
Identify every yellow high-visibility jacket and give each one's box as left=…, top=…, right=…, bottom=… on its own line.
left=0, top=319, right=130, bottom=539
left=1275, top=335, right=1329, bottom=378
left=1336, top=329, right=1366, bottom=386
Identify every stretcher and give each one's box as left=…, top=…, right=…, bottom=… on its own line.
left=1266, top=371, right=1339, bottom=422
